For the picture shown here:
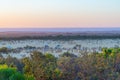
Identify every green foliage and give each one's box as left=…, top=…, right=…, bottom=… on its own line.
left=45, top=53, right=56, bottom=62
left=54, top=68, right=61, bottom=77
left=9, top=72, right=25, bottom=80
left=22, top=58, right=35, bottom=80
left=0, top=64, right=25, bottom=80
left=25, top=74, right=35, bottom=80
left=102, top=48, right=120, bottom=58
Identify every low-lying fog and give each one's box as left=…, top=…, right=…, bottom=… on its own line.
left=0, top=39, right=120, bottom=58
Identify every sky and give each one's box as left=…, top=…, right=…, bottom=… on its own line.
left=0, top=0, right=120, bottom=28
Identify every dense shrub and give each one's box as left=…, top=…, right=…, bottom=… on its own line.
left=1, top=48, right=120, bottom=80
left=0, top=64, right=25, bottom=80
left=0, top=47, right=8, bottom=53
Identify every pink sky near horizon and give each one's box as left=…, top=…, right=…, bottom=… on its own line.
left=0, top=12, right=119, bottom=28
left=0, top=0, right=120, bottom=28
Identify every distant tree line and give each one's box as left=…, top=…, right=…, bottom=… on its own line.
left=1, top=34, right=120, bottom=40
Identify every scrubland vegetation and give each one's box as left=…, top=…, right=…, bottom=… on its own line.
left=1, top=47, right=120, bottom=80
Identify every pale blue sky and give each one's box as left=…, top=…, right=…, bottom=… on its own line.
left=0, top=0, right=119, bottom=13
left=0, top=0, right=120, bottom=28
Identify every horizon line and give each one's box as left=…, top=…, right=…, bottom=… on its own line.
left=0, top=27, right=120, bottom=29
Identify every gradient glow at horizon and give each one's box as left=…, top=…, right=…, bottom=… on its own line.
left=0, top=0, right=120, bottom=28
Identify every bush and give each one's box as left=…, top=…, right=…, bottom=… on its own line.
left=0, top=64, right=25, bottom=80
left=0, top=47, right=8, bottom=53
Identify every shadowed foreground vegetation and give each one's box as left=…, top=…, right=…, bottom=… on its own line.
left=1, top=48, right=120, bottom=80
